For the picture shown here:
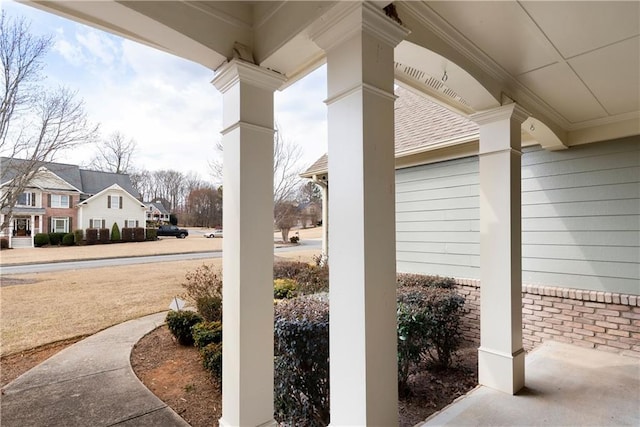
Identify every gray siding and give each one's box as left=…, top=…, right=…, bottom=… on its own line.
left=395, top=138, right=640, bottom=295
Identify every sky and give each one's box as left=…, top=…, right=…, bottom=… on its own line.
left=1, top=0, right=328, bottom=182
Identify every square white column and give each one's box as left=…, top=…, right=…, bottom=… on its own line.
left=472, top=103, right=529, bottom=394
left=212, top=59, right=285, bottom=427
left=312, top=3, right=409, bottom=425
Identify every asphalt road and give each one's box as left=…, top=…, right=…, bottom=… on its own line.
left=1, top=239, right=321, bottom=275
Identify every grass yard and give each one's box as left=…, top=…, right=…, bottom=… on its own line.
left=1, top=259, right=221, bottom=356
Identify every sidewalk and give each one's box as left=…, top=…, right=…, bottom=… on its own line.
left=0, top=312, right=189, bottom=427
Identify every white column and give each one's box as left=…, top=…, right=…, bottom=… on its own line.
left=313, top=3, right=408, bottom=425
left=212, top=59, right=285, bottom=427
left=30, top=214, right=35, bottom=247
left=472, top=103, right=528, bottom=394
left=311, top=175, right=329, bottom=258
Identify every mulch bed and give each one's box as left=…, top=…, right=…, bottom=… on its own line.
left=131, top=325, right=478, bottom=426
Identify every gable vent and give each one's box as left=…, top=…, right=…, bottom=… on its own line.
left=394, top=61, right=471, bottom=109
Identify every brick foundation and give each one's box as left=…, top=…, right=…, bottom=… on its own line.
left=454, top=279, right=640, bottom=359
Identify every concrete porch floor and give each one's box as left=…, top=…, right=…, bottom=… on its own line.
left=421, top=341, right=640, bottom=426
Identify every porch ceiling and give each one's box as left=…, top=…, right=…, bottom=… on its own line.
left=22, top=1, right=639, bottom=147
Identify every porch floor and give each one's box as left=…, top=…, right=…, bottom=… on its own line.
left=420, top=341, right=640, bottom=426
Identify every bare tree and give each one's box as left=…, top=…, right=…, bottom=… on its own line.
left=90, top=131, right=136, bottom=174
left=0, top=13, right=98, bottom=230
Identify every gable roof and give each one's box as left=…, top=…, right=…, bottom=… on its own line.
left=302, top=86, right=479, bottom=176
left=77, top=183, right=145, bottom=208
left=145, top=201, right=170, bottom=215
left=80, top=169, right=139, bottom=198
left=0, top=157, right=140, bottom=199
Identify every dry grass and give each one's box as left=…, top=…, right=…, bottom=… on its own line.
left=0, top=227, right=323, bottom=356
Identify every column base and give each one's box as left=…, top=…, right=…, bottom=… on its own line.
left=219, top=418, right=278, bottom=427
left=478, top=347, right=525, bottom=394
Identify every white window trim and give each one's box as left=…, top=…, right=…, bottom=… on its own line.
left=52, top=217, right=69, bottom=233
left=51, top=194, right=70, bottom=208
left=90, top=218, right=105, bottom=229
left=16, top=192, right=34, bottom=207
left=110, top=195, right=121, bottom=209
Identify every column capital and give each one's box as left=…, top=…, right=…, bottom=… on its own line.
left=311, top=1, right=409, bottom=52
left=211, top=59, right=286, bottom=94
left=470, top=103, right=530, bottom=126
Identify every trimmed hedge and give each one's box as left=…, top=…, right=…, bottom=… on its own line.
left=134, top=227, right=145, bottom=242
left=121, top=227, right=134, bottom=242
left=396, top=273, right=456, bottom=289
left=145, top=228, right=157, bottom=241
left=273, top=261, right=329, bottom=295
left=85, top=229, right=98, bottom=245
left=110, top=222, right=120, bottom=241
left=74, top=229, right=84, bottom=245
left=99, top=228, right=109, bottom=244
left=62, top=233, right=75, bottom=246
left=34, top=233, right=50, bottom=247
left=192, top=321, right=222, bottom=350
left=48, top=232, right=66, bottom=246
left=201, top=342, right=222, bottom=379
left=0, top=237, right=8, bottom=249
left=274, top=297, right=330, bottom=426
left=166, top=310, right=203, bottom=346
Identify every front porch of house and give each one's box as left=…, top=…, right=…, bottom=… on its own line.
left=0, top=212, right=45, bottom=248
left=18, top=1, right=639, bottom=425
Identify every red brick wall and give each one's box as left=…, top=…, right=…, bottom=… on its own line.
left=454, top=279, right=640, bottom=358
left=42, top=193, right=79, bottom=233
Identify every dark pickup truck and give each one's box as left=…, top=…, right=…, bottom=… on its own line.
left=157, top=225, right=189, bottom=238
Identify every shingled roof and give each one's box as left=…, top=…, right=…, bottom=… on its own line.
left=1, top=157, right=140, bottom=199
left=302, top=86, right=479, bottom=176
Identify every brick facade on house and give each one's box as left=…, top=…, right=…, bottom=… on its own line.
left=454, top=279, right=640, bottom=359
left=42, top=192, right=79, bottom=233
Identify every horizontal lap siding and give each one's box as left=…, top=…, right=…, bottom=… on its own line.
left=396, top=156, right=480, bottom=279
left=395, top=138, right=640, bottom=295
left=521, top=139, right=639, bottom=294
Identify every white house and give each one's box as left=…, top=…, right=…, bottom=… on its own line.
left=1, top=158, right=145, bottom=248
left=19, top=1, right=640, bottom=426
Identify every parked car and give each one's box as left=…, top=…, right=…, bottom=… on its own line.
left=204, top=229, right=223, bottom=238
left=157, top=225, right=189, bottom=238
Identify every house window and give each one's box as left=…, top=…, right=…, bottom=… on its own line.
left=51, top=194, right=70, bottom=208
left=108, top=195, right=122, bottom=209
left=90, top=218, right=106, bottom=229
left=125, top=219, right=139, bottom=228
left=17, top=192, right=35, bottom=206
left=52, top=217, right=69, bottom=233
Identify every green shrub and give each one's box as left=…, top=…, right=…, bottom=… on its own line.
left=196, top=295, right=222, bottom=322
left=274, top=278, right=297, bottom=299
left=85, top=229, right=98, bottom=245
left=110, top=222, right=121, bottom=241
left=48, top=232, right=65, bottom=245
left=121, top=227, right=134, bottom=242
left=274, top=297, right=330, bottom=426
left=396, top=273, right=456, bottom=289
left=74, top=229, right=84, bottom=245
left=99, top=228, right=109, bottom=244
left=62, top=233, right=75, bottom=246
left=166, top=310, right=203, bottom=346
left=0, top=237, right=9, bottom=249
left=191, top=321, right=222, bottom=349
left=181, top=264, right=222, bottom=305
left=145, top=228, right=157, bottom=241
left=396, top=286, right=465, bottom=396
left=34, top=233, right=50, bottom=247
left=200, top=342, right=222, bottom=379
left=134, top=227, right=145, bottom=242
left=273, top=261, right=329, bottom=296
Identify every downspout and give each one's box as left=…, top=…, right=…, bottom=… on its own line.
left=311, top=174, right=329, bottom=261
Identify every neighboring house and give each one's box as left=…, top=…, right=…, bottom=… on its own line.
left=303, top=85, right=640, bottom=356
left=296, top=200, right=321, bottom=228
left=0, top=158, right=145, bottom=248
left=144, top=200, right=170, bottom=223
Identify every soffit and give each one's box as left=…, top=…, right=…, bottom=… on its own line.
left=406, top=1, right=639, bottom=145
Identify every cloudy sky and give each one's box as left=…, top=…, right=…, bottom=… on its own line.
left=2, top=0, right=328, bottom=182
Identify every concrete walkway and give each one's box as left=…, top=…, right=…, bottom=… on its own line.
left=1, top=312, right=188, bottom=427
left=420, top=341, right=640, bottom=426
